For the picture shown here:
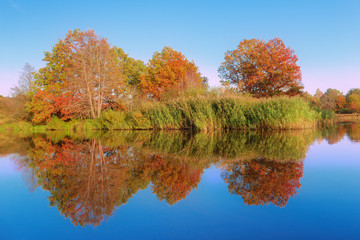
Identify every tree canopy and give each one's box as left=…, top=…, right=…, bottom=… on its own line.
left=140, top=46, right=204, bottom=100
left=29, top=29, right=124, bottom=123
left=218, top=37, right=303, bottom=97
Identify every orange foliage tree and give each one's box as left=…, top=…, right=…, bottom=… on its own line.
left=64, top=30, right=123, bottom=118
left=347, top=93, right=360, bottom=113
left=335, top=94, right=346, bottom=112
left=218, top=38, right=303, bottom=97
left=29, top=38, right=74, bottom=123
left=140, top=46, right=204, bottom=100
left=29, top=29, right=123, bottom=123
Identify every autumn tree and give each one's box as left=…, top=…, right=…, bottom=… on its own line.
left=140, top=46, right=204, bottom=100
left=64, top=29, right=124, bottom=118
left=346, top=88, right=360, bottom=98
left=347, top=94, right=360, bottom=113
left=29, top=29, right=124, bottom=123
left=312, top=89, right=323, bottom=108
left=320, top=88, right=344, bottom=112
left=346, top=88, right=360, bottom=113
left=336, top=94, right=346, bottom=112
left=218, top=38, right=303, bottom=97
left=0, top=95, right=31, bottom=121
left=29, top=34, right=77, bottom=123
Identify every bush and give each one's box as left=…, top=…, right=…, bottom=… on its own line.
left=320, top=109, right=335, bottom=120
left=339, top=108, right=355, bottom=114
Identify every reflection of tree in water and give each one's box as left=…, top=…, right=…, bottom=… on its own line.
left=148, top=155, right=202, bottom=205
left=221, top=158, right=304, bottom=207
left=320, top=123, right=360, bottom=144
left=14, top=136, right=202, bottom=226
left=26, top=138, right=128, bottom=226
left=322, top=125, right=347, bottom=145
left=347, top=124, right=360, bottom=142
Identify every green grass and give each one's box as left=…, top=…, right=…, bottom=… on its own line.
left=0, top=117, right=101, bottom=135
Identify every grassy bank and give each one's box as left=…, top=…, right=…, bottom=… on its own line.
left=335, top=113, right=360, bottom=123
left=1, top=96, right=330, bottom=132
left=99, top=96, right=323, bottom=131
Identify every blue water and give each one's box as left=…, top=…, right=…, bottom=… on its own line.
left=0, top=125, right=359, bottom=240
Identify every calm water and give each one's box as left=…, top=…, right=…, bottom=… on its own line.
left=0, top=123, right=359, bottom=240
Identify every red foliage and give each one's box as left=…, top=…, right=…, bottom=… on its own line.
left=219, top=38, right=303, bottom=97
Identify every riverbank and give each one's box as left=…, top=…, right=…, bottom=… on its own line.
left=335, top=113, right=360, bottom=123
left=0, top=96, right=332, bottom=132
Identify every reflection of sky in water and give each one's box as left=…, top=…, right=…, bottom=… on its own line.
left=306, top=139, right=360, bottom=167
left=1, top=126, right=360, bottom=240
left=0, top=155, right=17, bottom=175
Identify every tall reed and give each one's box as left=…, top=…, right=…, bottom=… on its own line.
left=99, top=96, right=321, bottom=131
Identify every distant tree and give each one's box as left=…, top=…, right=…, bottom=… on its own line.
left=0, top=63, right=37, bottom=120
left=346, top=88, right=360, bottom=100
left=314, top=89, right=323, bottom=99
left=140, top=46, right=204, bottom=100
left=347, top=93, right=360, bottom=113
left=11, top=63, right=36, bottom=97
left=335, top=94, right=346, bottom=112
left=320, top=88, right=342, bottom=111
left=301, top=91, right=313, bottom=105
left=201, top=76, right=209, bottom=88
left=218, top=37, right=303, bottom=97
left=312, top=89, right=323, bottom=108
left=344, top=88, right=360, bottom=113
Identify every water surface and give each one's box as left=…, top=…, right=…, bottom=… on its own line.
left=1, top=123, right=359, bottom=239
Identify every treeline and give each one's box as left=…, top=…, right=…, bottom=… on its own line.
left=4, top=29, right=208, bottom=125
left=303, top=88, right=360, bottom=114
left=3, top=29, right=359, bottom=129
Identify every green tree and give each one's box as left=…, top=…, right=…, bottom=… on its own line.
left=115, top=47, right=147, bottom=86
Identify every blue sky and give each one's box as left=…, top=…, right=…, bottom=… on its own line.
left=0, top=0, right=359, bottom=96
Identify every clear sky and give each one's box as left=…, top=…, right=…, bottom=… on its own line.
left=0, top=0, right=359, bottom=96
